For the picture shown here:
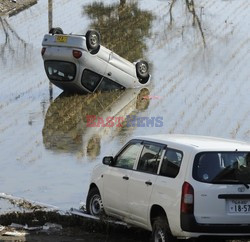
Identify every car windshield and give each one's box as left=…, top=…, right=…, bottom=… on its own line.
left=44, top=61, right=76, bottom=81
left=193, top=152, right=250, bottom=185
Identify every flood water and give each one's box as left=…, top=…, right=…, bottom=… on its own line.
left=0, top=0, right=250, bottom=218
left=0, top=0, right=156, bottom=211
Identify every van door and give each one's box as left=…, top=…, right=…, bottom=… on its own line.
left=103, top=141, right=143, bottom=218
left=192, top=152, right=250, bottom=224
left=104, top=52, right=136, bottom=88
left=127, top=142, right=164, bottom=226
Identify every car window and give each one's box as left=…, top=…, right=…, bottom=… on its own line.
left=137, top=143, right=163, bottom=174
left=114, top=142, right=143, bottom=169
left=81, top=69, right=102, bottom=92
left=45, top=61, right=76, bottom=81
left=97, top=77, right=125, bottom=91
left=193, top=152, right=250, bottom=184
left=159, top=149, right=183, bottom=178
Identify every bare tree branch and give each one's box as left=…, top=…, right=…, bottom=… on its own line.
left=167, top=0, right=206, bottom=47
left=169, top=0, right=176, bottom=25
left=185, top=0, right=206, bottom=47
left=3, top=18, right=27, bottom=45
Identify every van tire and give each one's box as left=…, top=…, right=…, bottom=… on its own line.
left=86, top=30, right=100, bottom=52
left=49, top=27, right=63, bottom=35
left=152, top=217, right=177, bottom=242
left=86, top=187, right=104, bottom=216
left=136, top=60, right=149, bottom=80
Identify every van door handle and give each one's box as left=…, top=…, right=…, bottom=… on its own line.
left=145, top=181, right=152, bottom=186
left=122, top=176, right=129, bottom=180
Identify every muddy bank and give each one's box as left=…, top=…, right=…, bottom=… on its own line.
left=0, top=211, right=249, bottom=242
left=0, top=211, right=148, bottom=242
left=0, top=0, right=37, bottom=17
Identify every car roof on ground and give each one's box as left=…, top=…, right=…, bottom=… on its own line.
left=134, top=134, right=250, bottom=151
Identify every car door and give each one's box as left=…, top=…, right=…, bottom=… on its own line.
left=127, top=142, right=164, bottom=227
left=102, top=140, right=143, bottom=218
left=104, top=52, right=136, bottom=88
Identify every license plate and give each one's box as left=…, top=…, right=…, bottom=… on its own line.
left=55, top=35, right=68, bottom=43
left=228, top=200, right=250, bottom=213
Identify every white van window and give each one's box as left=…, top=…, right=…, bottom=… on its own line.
left=97, top=77, right=125, bottom=91
left=159, top=149, right=183, bottom=178
left=193, top=152, right=250, bottom=184
left=45, top=61, right=76, bottom=81
left=81, top=69, right=102, bottom=92
left=114, top=142, right=142, bottom=170
left=137, top=144, right=163, bottom=174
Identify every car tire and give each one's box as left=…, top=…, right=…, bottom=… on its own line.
left=152, top=217, right=177, bottom=242
left=86, top=30, right=100, bottom=52
left=136, top=60, right=149, bottom=81
left=86, top=187, right=104, bottom=216
left=49, top=27, right=63, bottom=35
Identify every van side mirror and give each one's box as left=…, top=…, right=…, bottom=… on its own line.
left=102, top=156, right=114, bottom=165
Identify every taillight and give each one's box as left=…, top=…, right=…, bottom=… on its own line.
left=181, top=182, right=194, bottom=214
left=73, top=50, right=82, bottom=59
left=41, top=47, right=46, bottom=56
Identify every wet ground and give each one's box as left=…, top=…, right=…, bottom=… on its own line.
left=0, top=209, right=149, bottom=241
left=0, top=0, right=250, bottom=241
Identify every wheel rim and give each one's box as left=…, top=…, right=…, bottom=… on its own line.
left=90, top=194, right=103, bottom=216
left=154, top=228, right=165, bottom=242
left=139, top=63, right=148, bottom=75
left=90, top=34, right=98, bottom=47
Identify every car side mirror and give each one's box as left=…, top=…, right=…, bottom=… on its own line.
left=102, top=156, right=114, bottom=166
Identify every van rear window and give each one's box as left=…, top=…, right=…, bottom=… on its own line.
left=45, top=61, right=76, bottom=82
left=193, top=152, right=250, bottom=184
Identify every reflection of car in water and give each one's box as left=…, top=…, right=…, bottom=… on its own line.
left=41, top=28, right=150, bottom=94
left=42, top=88, right=150, bottom=158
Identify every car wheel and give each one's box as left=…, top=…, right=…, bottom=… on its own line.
left=136, top=60, right=149, bottom=80
left=86, top=187, right=104, bottom=216
left=49, top=27, right=63, bottom=35
left=153, top=217, right=177, bottom=242
left=86, top=30, right=100, bottom=52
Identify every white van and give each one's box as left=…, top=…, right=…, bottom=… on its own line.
left=41, top=28, right=150, bottom=94
left=86, top=134, right=250, bottom=241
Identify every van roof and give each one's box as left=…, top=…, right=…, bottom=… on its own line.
left=134, top=134, right=250, bottom=151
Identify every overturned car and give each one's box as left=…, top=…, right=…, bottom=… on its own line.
left=41, top=28, right=151, bottom=94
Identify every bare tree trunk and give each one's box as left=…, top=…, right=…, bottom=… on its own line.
left=48, top=0, right=53, bottom=30
left=48, top=0, right=53, bottom=101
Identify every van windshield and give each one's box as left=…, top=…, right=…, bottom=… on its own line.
left=193, top=152, right=250, bottom=185
left=44, top=61, right=76, bottom=82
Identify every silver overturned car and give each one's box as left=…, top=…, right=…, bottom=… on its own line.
left=41, top=28, right=151, bottom=94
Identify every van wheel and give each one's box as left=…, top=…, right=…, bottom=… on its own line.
left=152, top=217, right=176, bottom=242
left=86, top=30, right=100, bottom=52
left=49, top=27, right=63, bottom=35
left=136, top=60, right=149, bottom=80
left=86, top=187, right=104, bottom=216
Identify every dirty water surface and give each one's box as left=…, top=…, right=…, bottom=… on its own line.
left=0, top=0, right=156, bottom=211
left=1, top=0, right=250, bottom=241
